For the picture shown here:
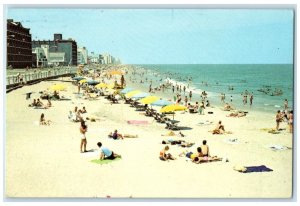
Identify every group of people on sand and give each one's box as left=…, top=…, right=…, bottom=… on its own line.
left=29, top=98, right=52, bottom=109
left=276, top=109, right=293, bottom=133
left=69, top=106, right=87, bottom=122
left=160, top=139, right=222, bottom=163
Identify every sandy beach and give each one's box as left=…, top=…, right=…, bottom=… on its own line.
left=5, top=72, right=293, bottom=198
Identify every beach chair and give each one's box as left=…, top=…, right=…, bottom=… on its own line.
left=165, top=122, right=179, bottom=130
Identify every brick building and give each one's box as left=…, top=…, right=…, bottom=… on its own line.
left=7, top=19, right=32, bottom=68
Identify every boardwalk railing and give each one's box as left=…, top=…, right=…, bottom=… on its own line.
left=6, top=67, right=77, bottom=92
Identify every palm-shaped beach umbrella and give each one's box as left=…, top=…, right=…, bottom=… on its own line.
left=139, top=96, right=159, bottom=104
left=125, top=90, right=141, bottom=98
left=151, top=99, right=172, bottom=106
left=132, top=92, right=150, bottom=100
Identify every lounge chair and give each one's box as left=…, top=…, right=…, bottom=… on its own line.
left=165, top=122, right=179, bottom=130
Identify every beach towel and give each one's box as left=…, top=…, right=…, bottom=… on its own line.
left=127, top=120, right=149, bottom=125
left=266, top=144, right=292, bottom=151
left=243, top=165, right=273, bottom=173
left=91, top=157, right=121, bottom=165
left=234, top=165, right=273, bottom=173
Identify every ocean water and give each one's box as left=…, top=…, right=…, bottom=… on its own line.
left=132, top=64, right=294, bottom=113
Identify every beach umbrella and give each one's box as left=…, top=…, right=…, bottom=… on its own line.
left=107, top=83, right=115, bottom=89
left=160, top=104, right=187, bottom=120
left=79, top=79, right=87, bottom=84
left=151, top=99, right=172, bottom=106
left=132, top=92, right=150, bottom=99
left=139, top=96, right=159, bottom=104
left=87, top=80, right=100, bottom=85
left=49, top=84, right=67, bottom=91
left=160, top=104, right=187, bottom=113
left=125, top=90, right=141, bottom=98
left=72, top=76, right=85, bottom=81
left=121, top=87, right=134, bottom=94
left=95, top=82, right=108, bottom=89
left=109, top=70, right=123, bottom=75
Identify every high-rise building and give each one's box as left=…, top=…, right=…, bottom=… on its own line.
left=32, top=34, right=77, bottom=66
left=77, top=47, right=88, bottom=65
left=7, top=19, right=32, bottom=68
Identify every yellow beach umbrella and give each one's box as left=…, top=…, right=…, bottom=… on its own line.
left=95, top=82, right=107, bottom=89
left=49, top=84, right=67, bottom=91
left=139, top=96, right=159, bottom=104
left=106, top=83, right=115, bottom=89
left=79, top=79, right=87, bottom=84
left=160, top=104, right=187, bottom=113
left=109, top=70, right=123, bottom=75
left=125, top=90, right=141, bottom=98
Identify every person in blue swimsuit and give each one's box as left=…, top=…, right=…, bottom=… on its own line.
left=97, top=142, right=121, bottom=160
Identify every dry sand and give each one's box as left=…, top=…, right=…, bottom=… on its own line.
left=5, top=77, right=293, bottom=198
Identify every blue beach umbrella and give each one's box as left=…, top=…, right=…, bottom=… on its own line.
left=87, top=80, right=100, bottom=85
left=121, top=87, right=134, bottom=94
left=132, top=92, right=150, bottom=99
left=72, top=76, right=85, bottom=81
left=151, top=99, right=172, bottom=106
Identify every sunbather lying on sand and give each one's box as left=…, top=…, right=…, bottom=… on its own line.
left=226, top=111, right=246, bottom=118
left=161, top=131, right=185, bottom=137
left=108, top=130, right=138, bottom=139
left=159, top=146, right=176, bottom=161
left=162, top=139, right=194, bottom=147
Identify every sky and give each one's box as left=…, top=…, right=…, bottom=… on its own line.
left=6, top=8, right=294, bottom=64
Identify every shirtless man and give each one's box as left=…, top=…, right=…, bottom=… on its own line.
left=201, top=140, right=210, bottom=157
left=276, top=110, right=282, bottom=131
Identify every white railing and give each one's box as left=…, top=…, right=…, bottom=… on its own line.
left=6, top=67, right=76, bottom=86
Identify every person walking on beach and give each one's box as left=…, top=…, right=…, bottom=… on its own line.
left=275, top=110, right=282, bottom=131
left=80, top=120, right=88, bottom=153
left=172, top=85, right=175, bottom=93
left=120, top=75, right=125, bottom=88
left=184, top=96, right=188, bottom=107
left=250, top=93, right=254, bottom=106
left=230, top=95, right=233, bottom=102
left=77, top=83, right=81, bottom=94
left=183, top=86, right=186, bottom=94
left=284, top=99, right=288, bottom=110
left=189, top=91, right=192, bottom=101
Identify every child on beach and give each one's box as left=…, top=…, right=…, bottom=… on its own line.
left=39, top=113, right=51, bottom=125
left=97, top=142, right=121, bottom=160
left=80, top=120, right=88, bottom=153
left=159, top=146, right=176, bottom=161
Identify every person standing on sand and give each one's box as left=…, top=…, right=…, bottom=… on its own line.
left=250, top=93, right=253, bottom=106
left=189, top=91, right=192, bottom=101
left=288, top=111, right=293, bottom=133
left=284, top=99, right=288, bottom=110
left=77, top=83, right=81, bottom=94
left=183, top=86, right=186, bottom=94
left=121, top=75, right=125, bottom=88
left=172, top=85, right=175, bottom=93
left=80, top=120, right=88, bottom=153
left=184, top=96, right=188, bottom=107
left=276, top=110, right=282, bottom=131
